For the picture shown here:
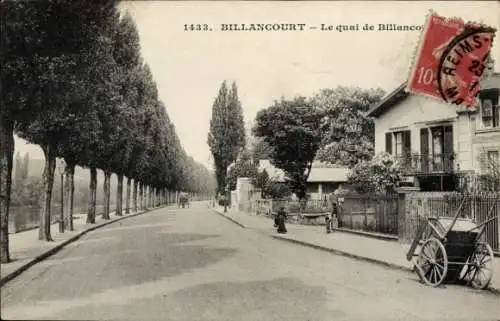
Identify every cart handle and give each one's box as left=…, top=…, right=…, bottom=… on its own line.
left=443, top=197, right=467, bottom=236
left=465, top=215, right=499, bottom=233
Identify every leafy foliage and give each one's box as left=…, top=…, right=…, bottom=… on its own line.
left=252, top=170, right=270, bottom=194
left=314, top=87, right=385, bottom=168
left=249, top=136, right=273, bottom=162
left=266, top=182, right=292, bottom=199
left=253, top=96, right=324, bottom=199
left=208, top=81, right=246, bottom=194
left=226, top=150, right=258, bottom=191
left=347, top=152, right=403, bottom=194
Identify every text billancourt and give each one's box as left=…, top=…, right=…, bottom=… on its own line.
left=219, top=24, right=422, bottom=31
left=220, top=24, right=306, bottom=31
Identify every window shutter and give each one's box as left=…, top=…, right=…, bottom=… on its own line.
left=479, top=152, right=487, bottom=173
left=385, top=132, right=392, bottom=154
left=483, top=99, right=493, bottom=117
left=403, top=130, right=411, bottom=155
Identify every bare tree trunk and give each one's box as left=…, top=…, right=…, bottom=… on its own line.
left=151, top=186, right=154, bottom=208
left=133, top=179, right=138, bottom=212
left=103, top=171, right=111, bottom=220
left=126, top=177, right=131, bottom=214
left=38, top=144, right=56, bottom=241
left=116, top=174, right=123, bottom=216
left=146, top=185, right=150, bottom=209
left=150, top=187, right=153, bottom=207
left=0, top=117, right=14, bottom=263
left=63, top=162, right=75, bottom=231
left=87, top=167, right=97, bottom=224
left=139, top=183, right=143, bottom=210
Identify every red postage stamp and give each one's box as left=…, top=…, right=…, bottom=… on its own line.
left=407, top=12, right=496, bottom=107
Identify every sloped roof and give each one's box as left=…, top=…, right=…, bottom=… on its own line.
left=307, top=167, right=349, bottom=182
left=365, top=82, right=408, bottom=118
left=258, top=160, right=349, bottom=183
left=366, top=72, right=500, bottom=119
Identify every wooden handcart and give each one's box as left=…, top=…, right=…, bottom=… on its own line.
left=406, top=196, right=498, bottom=289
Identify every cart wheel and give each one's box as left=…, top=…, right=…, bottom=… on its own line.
left=415, top=237, right=448, bottom=287
left=466, top=242, right=494, bottom=290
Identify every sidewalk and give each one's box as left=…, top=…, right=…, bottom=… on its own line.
left=212, top=206, right=500, bottom=293
left=0, top=205, right=169, bottom=286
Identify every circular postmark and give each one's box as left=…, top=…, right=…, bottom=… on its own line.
left=437, top=24, right=496, bottom=107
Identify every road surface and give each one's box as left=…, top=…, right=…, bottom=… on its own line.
left=1, top=203, right=499, bottom=321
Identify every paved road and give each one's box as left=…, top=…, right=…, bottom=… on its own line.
left=1, top=204, right=499, bottom=321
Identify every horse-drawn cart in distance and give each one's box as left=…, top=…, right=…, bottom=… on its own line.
left=406, top=196, right=498, bottom=289
left=178, top=193, right=190, bottom=208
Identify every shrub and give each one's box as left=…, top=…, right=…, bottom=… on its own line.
left=266, top=182, right=292, bottom=199
left=347, top=152, right=403, bottom=194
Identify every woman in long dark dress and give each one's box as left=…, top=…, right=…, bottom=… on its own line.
left=276, top=207, right=287, bottom=234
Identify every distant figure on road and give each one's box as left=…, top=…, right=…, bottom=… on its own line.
left=276, top=207, right=288, bottom=234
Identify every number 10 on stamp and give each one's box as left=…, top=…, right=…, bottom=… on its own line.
left=407, top=13, right=464, bottom=100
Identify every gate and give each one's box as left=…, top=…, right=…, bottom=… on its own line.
left=338, top=194, right=399, bottom=235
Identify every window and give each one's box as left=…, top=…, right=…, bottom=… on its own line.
left=480, top=98, right=499, bottom=128
left=487, top=150, right=499, bottom=167
left=385, top=132, right=392, bottom=154
left=386, top=131, right=410, bottom=156
left=394, top=132, right=403, bottom=156
left=393, top=131, right=411, bottom=156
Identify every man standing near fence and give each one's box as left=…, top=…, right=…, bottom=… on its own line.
left=327, top=184, right=347, bottom=232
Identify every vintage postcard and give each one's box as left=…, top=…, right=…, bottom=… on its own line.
left=1, top=1, right=500, bottom=320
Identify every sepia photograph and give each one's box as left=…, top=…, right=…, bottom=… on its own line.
left=1, top=1, right=500, bottom=320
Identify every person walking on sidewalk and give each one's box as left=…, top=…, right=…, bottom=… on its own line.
left=276, top=207, right=288, bottom=234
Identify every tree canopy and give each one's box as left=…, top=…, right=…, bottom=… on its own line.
left=253, top=96, right=324, bottom=200
left=314, top=87, right=385, bottom=168
left=208, top=81, right=246, bottom=194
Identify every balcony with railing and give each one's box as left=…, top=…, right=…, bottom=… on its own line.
left=397, top=153, right=455, bottom=175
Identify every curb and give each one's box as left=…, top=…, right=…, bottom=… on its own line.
left=271, top=234, right=500, bottom=295
left=332, top=227, right=399, bottom=242
left=271, top=234, right=411, bottom=273
left=210, top=208, right=246, bottom=228
left=0, top=205, right=169, bottom=288
left=209, top=208, right=500, bottom=294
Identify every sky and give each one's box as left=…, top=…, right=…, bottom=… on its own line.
left=14, top=1, right=500, bottom=170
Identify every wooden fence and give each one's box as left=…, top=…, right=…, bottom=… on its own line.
left=400, top=192, right=499, bottom=251
left=338, top=194, right=400, bottom=235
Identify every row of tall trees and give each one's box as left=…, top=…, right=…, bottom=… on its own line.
left=1, top=0, right=215, bottom=263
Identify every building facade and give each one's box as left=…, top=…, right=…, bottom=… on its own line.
left=367, top=73, right=500, bottom=191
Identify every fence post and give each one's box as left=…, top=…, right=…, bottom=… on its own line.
left=397, top=192, right=406, bottom=241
